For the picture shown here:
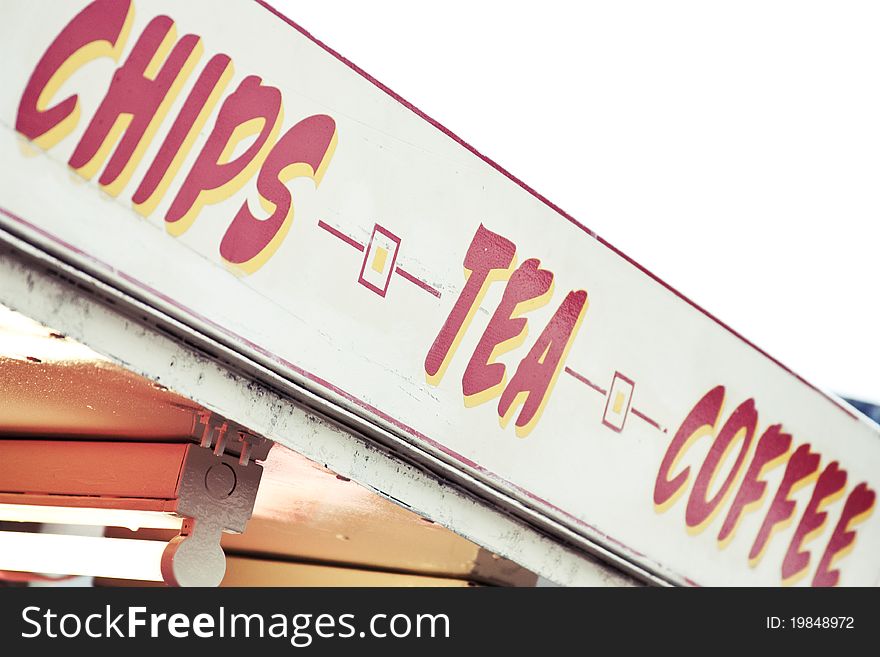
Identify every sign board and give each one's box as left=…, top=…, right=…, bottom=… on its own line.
left=1, top=0, right=878, bottom=586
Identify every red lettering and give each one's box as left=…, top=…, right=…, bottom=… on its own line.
left=68, top=16, right=200, bottom=194
left=685, top=398, right=757, bottom=531
left=497, top=289, right=587, bottom=436
left=749, top=443, right=820, bottom=564
left=812, top=483, right=875, bottom=586
left=662, top=387, right=875, bottom=584
left=718, top=424, right=791, bottom=545
left=219, top=114, right=337, bottom=272
left=424, top=225, right=516, bottom=383
left=165, top=75, right=282, bottom=235
left=654, top=386, right=725, bottom=509
left=132, top=53, right=233, bottom=215
left=782, top=461, right=847, bottom=583
left=16, top=0, right=132, bottom=148
left=462, top=258, right=553, bottom=403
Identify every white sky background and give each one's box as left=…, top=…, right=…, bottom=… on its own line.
left=274, top=0, right=880, bottom=404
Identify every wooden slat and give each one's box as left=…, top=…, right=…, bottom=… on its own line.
left=0, top=440, right=187, bottom=499
left=219, top=556, right=475, bottom=587
left=0, top=494, right=172, bottom=511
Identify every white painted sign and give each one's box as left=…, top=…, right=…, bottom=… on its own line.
left=1, top=0, right=878, bottom=586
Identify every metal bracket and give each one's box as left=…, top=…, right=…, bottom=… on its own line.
left=189, top=409, right=272, bottom=465
left=161, top=442, right=266, bottom=586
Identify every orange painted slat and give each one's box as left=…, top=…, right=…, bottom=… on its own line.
left=0, top=440, right=187, bottom=499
